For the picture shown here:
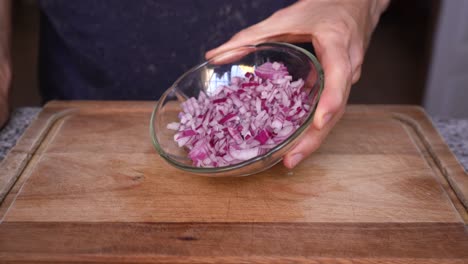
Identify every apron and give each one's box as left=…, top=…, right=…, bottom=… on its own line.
left=38, top=0, right=293, bottom=102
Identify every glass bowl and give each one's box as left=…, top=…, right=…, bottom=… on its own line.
left=150, top=42, right=324, bottom=177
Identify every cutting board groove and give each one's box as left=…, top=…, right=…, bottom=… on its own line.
left=393, top=114, right=468, bottom=222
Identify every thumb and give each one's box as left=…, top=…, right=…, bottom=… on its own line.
left=283, top=34, right=351, bottom=168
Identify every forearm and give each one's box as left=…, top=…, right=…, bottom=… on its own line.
left=0, top=0, right=12, bottom=100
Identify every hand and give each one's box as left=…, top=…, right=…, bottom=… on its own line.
left=206, top=0, right=389, bottom=168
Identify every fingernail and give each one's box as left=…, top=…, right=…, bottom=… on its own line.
left=290, top=153, right=304, bottom=168
left=320, top=113, right=333, bottom=129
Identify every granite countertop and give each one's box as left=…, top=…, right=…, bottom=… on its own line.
left=0, top=107, right=467, bottom=171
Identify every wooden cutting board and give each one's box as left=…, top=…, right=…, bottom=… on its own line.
left=0, top=101, right=467, bottom=263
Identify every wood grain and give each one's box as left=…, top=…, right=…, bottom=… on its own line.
left=0, top=101, right=466, bottom=263
left=0, top=222, right=467, bottom=263
left=0, top=153, right=29, bottom=204
left=1, top=152, right=462, bottom=223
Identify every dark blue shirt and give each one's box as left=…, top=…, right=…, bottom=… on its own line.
left=38, top=1, right=292, bottom=102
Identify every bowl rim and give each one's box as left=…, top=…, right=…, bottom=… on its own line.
left=150, top=42, right=324, bottom=174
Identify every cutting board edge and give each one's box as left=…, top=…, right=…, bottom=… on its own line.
left=0, top=255, right=466, bottom=264
left=1, top=221, right=467, bottom=262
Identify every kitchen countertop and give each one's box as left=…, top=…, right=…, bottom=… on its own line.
left=0, top=107, right=467, bottom=171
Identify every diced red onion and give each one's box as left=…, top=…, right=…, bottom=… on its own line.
left=230, top=147, right=260, bottom=161
left=166, top=61, right=311, bottom=167
left=167, top=122, right=180, bottom=130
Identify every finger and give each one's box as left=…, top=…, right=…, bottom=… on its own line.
left=349, top=42, right=364, bottom=84
left=208, top=47, right=255, bottom=66
left=352, top=65, right=362, bottom=84
left=283, top=108, right=343, bottom=169
left=207, top=32, right=312, bottom=65
left=312, top=33, right=352, bottom=130
left=206, top=24, right=268, bottom=60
